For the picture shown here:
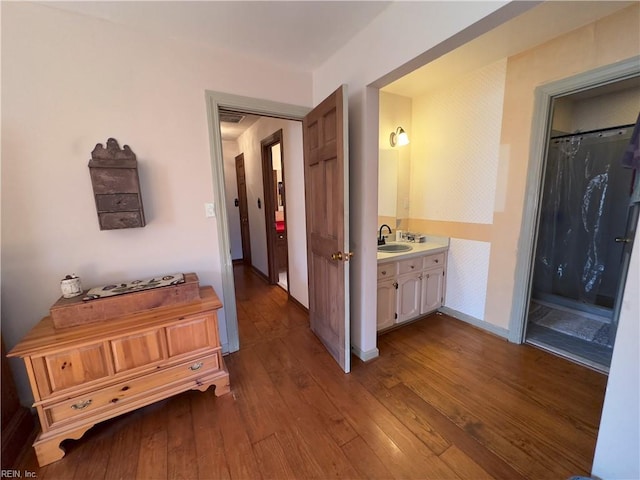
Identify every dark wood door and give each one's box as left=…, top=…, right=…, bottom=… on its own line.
left=302, top=85, right=350, bottom=373
left=261, top=130, right=285, bottom=284
left=235, top=153, right=251, bottom=267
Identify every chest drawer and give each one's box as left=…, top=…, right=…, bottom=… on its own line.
left=42, top=353, right=221, bottom=429
left=423, top=252, right=445, bottom=269
left=377, top=262, right=397, bottom=280
left=398, top=257, right=421, bottom=275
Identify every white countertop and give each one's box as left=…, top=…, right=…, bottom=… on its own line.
left=377, top=241, right=449, bottom=263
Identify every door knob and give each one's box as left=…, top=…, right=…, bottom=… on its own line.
left=615, top=237, right=632, bottom=243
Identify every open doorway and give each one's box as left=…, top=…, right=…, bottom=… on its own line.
left=204, top=91, right=310, bottom=353
left=219, top=113, right=301, bottom=293
left=206, top=88, right=352, bottom=373
left=260, top=129, right=289, bottom=290
left=523, top=77, right=640, bottom=371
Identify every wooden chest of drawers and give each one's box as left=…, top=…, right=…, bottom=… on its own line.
left=8, top=286, right=230, bottom=467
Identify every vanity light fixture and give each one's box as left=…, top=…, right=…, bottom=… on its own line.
left=390, top=126, right=409, bottom=147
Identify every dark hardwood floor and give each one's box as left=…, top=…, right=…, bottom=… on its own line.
left=16, top=264, right=608, bottom=479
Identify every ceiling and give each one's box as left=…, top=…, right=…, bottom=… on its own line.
left=45, top=1, right=636, bottom=139
left=43, top=1, right=391, bottom=72
left=219, top=112, right=261, bottom=141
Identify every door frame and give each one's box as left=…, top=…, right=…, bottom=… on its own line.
left=260, top=129, right=285, bottom=285
left=508, top=56, right=640, bottom=343
left=205, top=90, right=310, bottom=353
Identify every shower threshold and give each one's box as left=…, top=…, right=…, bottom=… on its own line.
left=526, top=323, right=612, bottom=373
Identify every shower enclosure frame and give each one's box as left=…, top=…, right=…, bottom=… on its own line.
left=509, top=55, right=640, bottom=346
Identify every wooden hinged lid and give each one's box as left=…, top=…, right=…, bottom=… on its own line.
left=49, top=273, right=201, bottom=329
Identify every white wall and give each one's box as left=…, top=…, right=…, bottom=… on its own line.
left=1, top=2, right=311, bottom=404
left=313, top=0, right=514, bottom=359
left=592, top=231, right=640, bottom=480
left=235, top=117, right=308, bottom=307
left=408, top=59, right=506, bottom=322
left=410, top=59, right=506, bottom=225
left=222, top=140, right=243, bottom=261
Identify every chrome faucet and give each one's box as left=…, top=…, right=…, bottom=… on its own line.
left=378, top=224, right=392, bottom=245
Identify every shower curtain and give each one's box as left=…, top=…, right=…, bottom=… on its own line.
left=533, top=127, right=634, bottom=309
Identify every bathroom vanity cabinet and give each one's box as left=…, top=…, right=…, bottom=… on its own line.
left=377, top=250, right=446, bottom=331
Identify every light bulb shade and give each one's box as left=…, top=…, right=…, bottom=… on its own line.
left=390, top=126, right=409, bottom=147
left=397, top=130, right=409, bottom=146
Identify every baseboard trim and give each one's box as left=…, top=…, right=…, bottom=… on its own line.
left=351, top=345, right=379, bottom=362
left=250, top=266, right=270, bottom=284
left=288, top=294, right=309, bottom=313
left=439, top=307, right=509, bottom=339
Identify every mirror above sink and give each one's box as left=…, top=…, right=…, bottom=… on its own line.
left=378, top=92, right=412, bottom=231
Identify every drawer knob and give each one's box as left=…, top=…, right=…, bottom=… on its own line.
left=71, top=399, right=92, bottom=410
left=435, top=259, right=439, bottom=263
left=381, top=270, right=386, bottom=275
left=189, top=362, right=204, bottom=371
left=411, top=265, right=415, bottom=269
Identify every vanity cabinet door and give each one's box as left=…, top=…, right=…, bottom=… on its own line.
left=376, top=279, right=396, bottom=331
left=396, top=273, right=421, bottom=323
left=421, top=266, right=445, bottom=314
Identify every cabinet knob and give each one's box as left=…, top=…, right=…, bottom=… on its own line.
left=71, top=399, right=92, bottom=410
left=189, top=362, right=204, bottom=371
left=435, top=259, right=439, bottom=263
left=381, top=270, right=386, bottom=275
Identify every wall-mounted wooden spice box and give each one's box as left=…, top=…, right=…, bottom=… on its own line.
left=88, top=138, right=146, bottom=230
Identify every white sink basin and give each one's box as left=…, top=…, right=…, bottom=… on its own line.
left=377, top=244, right=413, bottom=253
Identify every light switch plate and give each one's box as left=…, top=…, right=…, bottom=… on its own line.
left=205, top=202, right=215, bottom=218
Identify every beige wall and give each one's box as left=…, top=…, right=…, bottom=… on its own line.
left=1, top=2, right=311, bottom=403
left=485, top=4, right=640, bottom=328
